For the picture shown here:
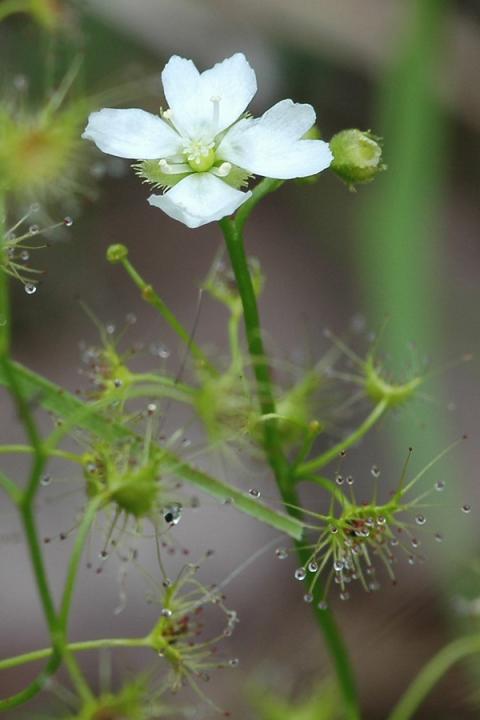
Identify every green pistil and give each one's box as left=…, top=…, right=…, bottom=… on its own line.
left=187, top=147, right=216, bottom=172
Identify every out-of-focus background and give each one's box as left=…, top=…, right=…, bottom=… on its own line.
left=1, top=1, right=479, bottom=718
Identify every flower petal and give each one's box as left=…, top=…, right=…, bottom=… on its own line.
left=162, top=53, right=256, bottom=138
left=82, top=108, right=182, bottom=159
left=199, top=53, right=257, bottom=134
left=218, top=99, right=333, bottom=179
left=148, top=172, right=250, bottom=228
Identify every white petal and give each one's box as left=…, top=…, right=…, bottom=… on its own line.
left=82, top=108, right=182, bottom=159
left=218, top=99, right=333, bottom=179
left=162, top=53, right=256, bottom=138
left=161, top=56, right=202, bottom=138
left=148, top=172, right=250, bottom=229
left=199, top=53, right=257, bottom=133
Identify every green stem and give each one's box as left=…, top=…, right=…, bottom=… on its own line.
left=59, top=496, right=104, bottom=632
left=0, top=470, right=22, bottom=503
left=120, top=256, right=217, bottom=376
left=0, top=655, right=62, bottom=711
left=0, top=637, right=150, bottom=672
left=62, top=651, right=93, bottom=704
left=389, top=635, right=480, bottom=720
left=219, top=216, right=290, bottom=491
left=296, top=400, right=388, bottom=478
left=0, top=444, right=82, bottom=464
left=219, top=192, right=360, bottom=720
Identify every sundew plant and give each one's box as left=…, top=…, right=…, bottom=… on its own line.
left=0, top=4, right=478, bottom=720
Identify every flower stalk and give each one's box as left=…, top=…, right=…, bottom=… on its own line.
left=219, top=181, right=361, bottom=720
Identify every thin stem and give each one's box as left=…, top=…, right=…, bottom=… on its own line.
left=219, top=199, right=361, bottom=719
left=0, top=637, right=150, bottom=672
left=120, top=256, right=217, bottom=376
left=389, top=635, right=480, bottom=720
left=0, top=655, right=62, bottom=711
left=59, top=496, right=104, bottom=632
left=0, top=444, right=83, bottom=464
left=63, top=650, right=94, bottom=704
left=219, top=216, right=290, bottom=491
left=0, top=470, right=22, bottom=503
left=296, top=400, right=388, bottom=478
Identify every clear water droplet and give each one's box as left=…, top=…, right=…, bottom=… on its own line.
left=317, top=600, right=328, bottom=610
left=294, top=567, right=306, bottom=581
left=228, top=658, right=239, bottom=667
left=335, top=474, right=344, bottom=485
left=415, top=514, right=426, bottom=525
left=160, top=608, right=172, bottom=617
left=462, top=504, right=471, bottom=514
left=371, top=465, right=380, bottom=478
left=275, top=547, right=288, bottom=560
left=434, top=532, right=444, bottom=542
left=99, top=550, right=109, bottom=560
left=164, top=503, right=182, bottom=525
left=248, top=488, right=261, bottom=498
left=333, top=560, right=344, bottom=572
left=435, top=480, right=445, bottom=492
left=63, top=216, right=73, bottom=227
left=29, top=224, right=39, bottom=235
left=346, top=475, right=354, bottom=485
left=340, top=591, right=350, bottom=601
left=308, top=561, right=318, bottom=572
left=40, top=474, right=51, bottom=486
left=303, top=593, right=313, bottom=603
left=24, top=283, right=37, bottom=295
left=20, top=250, right=29, bottom=261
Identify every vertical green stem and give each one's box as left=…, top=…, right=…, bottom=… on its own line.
left=219, top=196, right=360, bottom=720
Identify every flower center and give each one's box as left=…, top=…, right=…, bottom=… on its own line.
left=184, top=139, right=216, bottom=172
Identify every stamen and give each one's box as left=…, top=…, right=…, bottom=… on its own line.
left=210, top=95, right=221, bottom=131
left=212, top=162, right=232, bottom=178
left=159, top=159, right=190, bottom=175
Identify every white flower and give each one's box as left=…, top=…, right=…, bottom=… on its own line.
left=82, top=53, right=333, bottom=229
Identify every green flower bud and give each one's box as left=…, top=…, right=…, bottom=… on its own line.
left=106, top=243, right=128, bottom=263
left=0, top=102, right=88, bottom=197
left=329, top=129, right=385, bottom=186
left=110, top=465, right=159, bottom=518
